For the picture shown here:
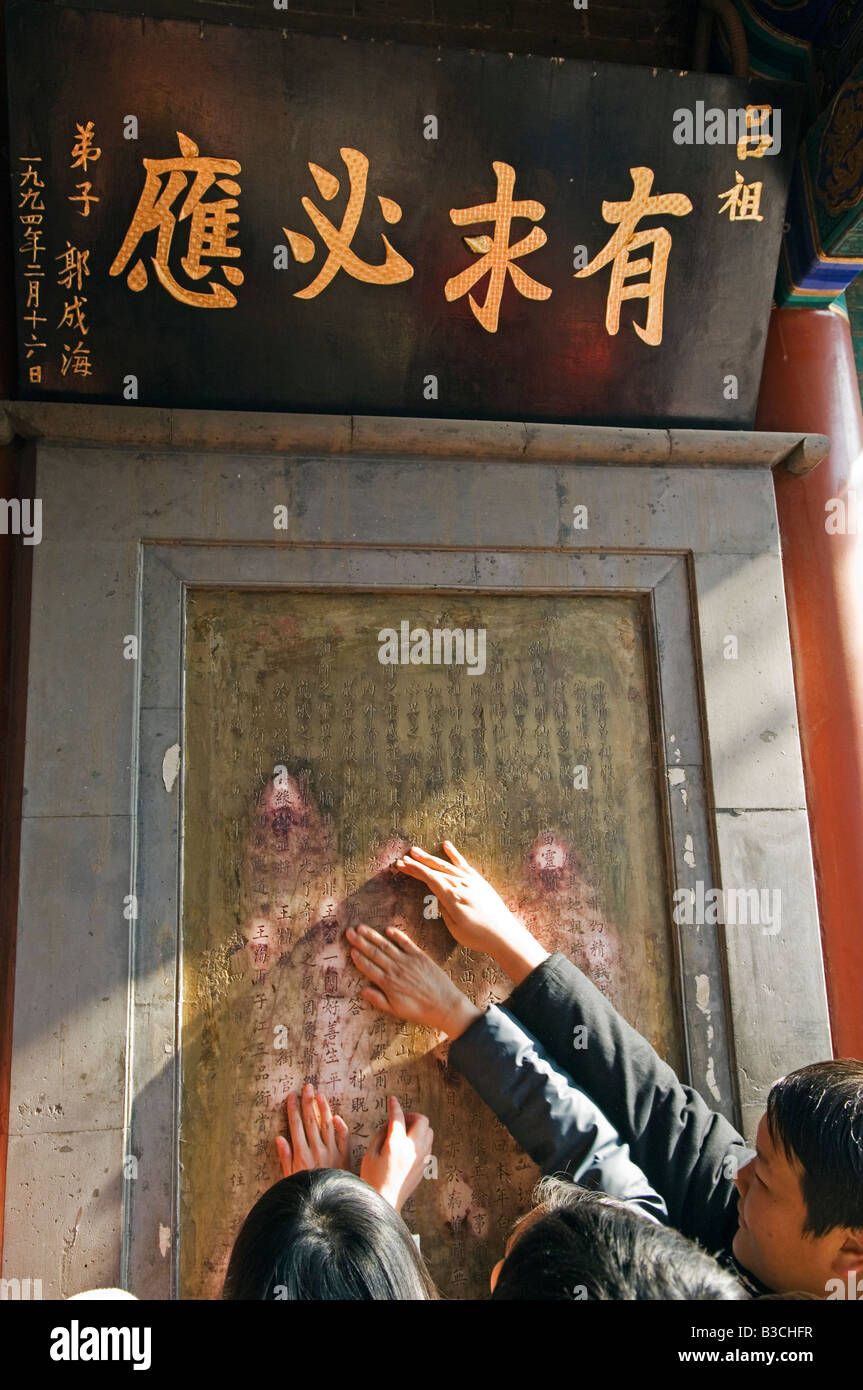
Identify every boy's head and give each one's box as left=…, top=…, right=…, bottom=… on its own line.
left=490, top=1179, right=747, bottom=1300
left=733, top=1060, right=863, bottom=1296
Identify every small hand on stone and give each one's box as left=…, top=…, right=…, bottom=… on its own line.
left=276, top=1085, right=350, bottom=1177
left=392, top=840, right=550, bottom=985
left=347, top=920, right=481, bottom=1040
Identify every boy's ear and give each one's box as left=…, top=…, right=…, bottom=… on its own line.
left=832, top=1231, right=863, bottom=1276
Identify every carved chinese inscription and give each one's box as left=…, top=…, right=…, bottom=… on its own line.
left=180, top=591, right=679, bottom=1298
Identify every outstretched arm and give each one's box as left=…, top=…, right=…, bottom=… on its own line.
left=348, top=922, right=665, bottom=1220
left=505, top=950, right=749, bottom=1246
left=451, top=1004, right=667, bottom=1221
left=389, top=845, right=750, bottom=1249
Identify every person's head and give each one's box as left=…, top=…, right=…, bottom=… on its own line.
left=490, top=1178, right=748, bottom=1299
left=222, top=1169, right=438, bottom=1300
left=733, top=1059, right=863, bottom=1296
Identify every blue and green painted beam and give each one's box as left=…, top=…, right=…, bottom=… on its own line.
left=708, top=0, right=863, bottom=308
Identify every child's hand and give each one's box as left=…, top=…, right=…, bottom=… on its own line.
left=347, top=922, right=481, bottom=1038
left=394, top=841, right=549, bottom=982
left=360, top=1096, right=434, bottom=1211
left=275, top=1085, right=351, bottom=1177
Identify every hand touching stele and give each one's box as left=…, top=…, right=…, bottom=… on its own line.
left=346, top=921, right=482, bottom=1039
left=393, top=840, right=550, bottom=985
left=274, top=1084, right=434, bottom=1214
left=359, top=1095, right=434, bottom=1212
left=275, top=1085, right=351, bottom=1177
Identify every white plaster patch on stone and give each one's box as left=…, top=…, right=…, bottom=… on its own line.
left=695, top=977, right=722, bottom=1100
left=683, top=834, right=696, bottom=867
left=695, top=973, right=710, bottom=1014
left=158, top=1224, right=172, bottom=1258
left=667, top=766, right=688, bottom=807
left=705, top=1056, right=722, bottom=1102
left=162, top=743, right=181, bottom=793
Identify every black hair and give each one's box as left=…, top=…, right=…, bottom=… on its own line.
left=491, top=1179, right=748, bottom=1300
left=766, top=1059, right=863, bottom=1237
left=222, top=1169, right=438, bottom=1300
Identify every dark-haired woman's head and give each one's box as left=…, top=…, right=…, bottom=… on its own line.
left=222, top=1169, right=438, bottom=1300
left=491, top=1179, right=748, bottom=1300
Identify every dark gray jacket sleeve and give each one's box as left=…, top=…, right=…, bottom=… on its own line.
left=449, top=1003, right=667, bottom=1223
left=504, top=952, right=751, bottom=1250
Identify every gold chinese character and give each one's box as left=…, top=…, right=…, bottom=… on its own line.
left=28, top=365, right=42, bottom=383
left=444, top=161, right=551, bottom=333
left=18, top=160, right=44, bottom=189
left=717, top=170, right=764, bottom=222
left=284, top=147, right=413, bottom=298
left=70, top=120, right=102, bottom=171
left=60, top=339, right=92, bottom=377
left=737, top=106, right=774, bottom=161
left=25, top=279, right=40, bottom=308
left=575, top=166, right=692, bottom=346
left=56, top=241, right=91, bottom=291
left=110, top=131, right=243, bottom=308
left=24, top=333, right=47, bottom=359
left=69, top=181, right=100, bottom=217
left=19, top=185, right=45, bottom=212
left=58, top=295, right=89, bottom=336
left=19, top=225, right=45, bottom=259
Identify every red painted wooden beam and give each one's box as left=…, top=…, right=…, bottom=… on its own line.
left=757, top=306, right=863, bottom=1058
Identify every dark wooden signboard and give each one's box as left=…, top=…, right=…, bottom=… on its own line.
left=6, top=0, right=800, bottom=426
